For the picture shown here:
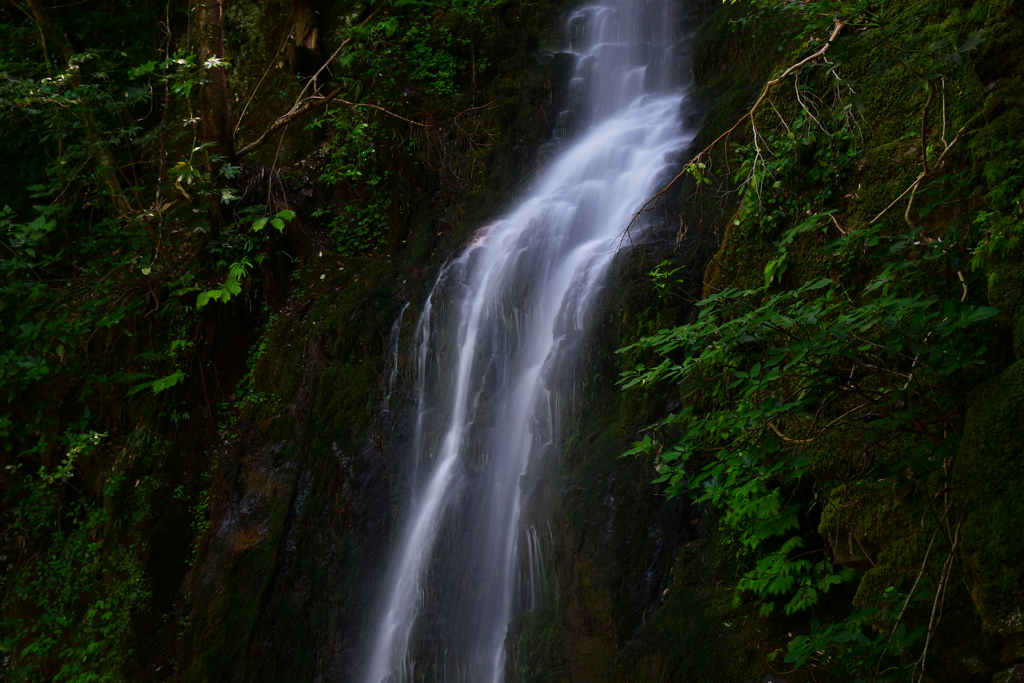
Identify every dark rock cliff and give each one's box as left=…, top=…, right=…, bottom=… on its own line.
left=173, top=1, right=793, bottom=681
left=161, top=0, right=1024, bottom=681
left=173, top=2, right=587, bottom=681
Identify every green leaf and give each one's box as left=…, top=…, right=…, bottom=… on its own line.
left=764, top=253, right=788, bottom=289
left=152, top=370, right=185, bottom=394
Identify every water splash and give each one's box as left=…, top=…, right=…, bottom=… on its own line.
left=364, top=2, right=693, bottom=681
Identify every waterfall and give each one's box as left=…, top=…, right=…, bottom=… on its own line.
left=524, top=525, right=547, bottom=611
left=383, top=303, right=410, bottom=414
left=364, top=1, right=693, bottom=681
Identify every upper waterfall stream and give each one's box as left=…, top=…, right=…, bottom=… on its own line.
left=364, top=2, right=693, bottom=681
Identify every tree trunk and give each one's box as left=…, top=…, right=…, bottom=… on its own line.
left=199, top=0, right=236, bottom=166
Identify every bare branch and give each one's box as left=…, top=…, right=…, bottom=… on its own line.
left=236, top=4, right=383, bottom=157
left=624, top=22, right=844, bottom=239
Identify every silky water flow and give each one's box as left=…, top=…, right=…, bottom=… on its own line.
left=364, top=1, right=694, bottom=680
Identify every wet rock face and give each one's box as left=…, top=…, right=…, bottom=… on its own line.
left=505, top=245, right=702, bottom=683
left=175, top=0, right=738, bottom=679
left=996, top=663, right=1024, bottom=683
left=180, top=369, right=394, bottom=682
left=175, top=2, right=588, bottom=681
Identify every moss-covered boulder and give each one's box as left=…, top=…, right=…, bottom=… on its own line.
left=957, top=359, right=1024, bottom=648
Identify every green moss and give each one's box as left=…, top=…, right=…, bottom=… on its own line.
left=162, top=0, right=1024, bottom=678
left=632, top=0, right=1024, bottom=679
left=988, top=252, right=1024, bottom=359
left=172, top=2, right=596, bottom=678
left=506, top=608, right=568, bottom=683
left=607, top=537, right=754, bottom=683
left=955, top=359, right=1024, bottom=637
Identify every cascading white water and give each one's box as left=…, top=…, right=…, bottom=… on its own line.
left=383, top=303, right=410, bottom=414
left=364, top=2, right=693, bottom=681
left=524, top=525, right=547, bottom=612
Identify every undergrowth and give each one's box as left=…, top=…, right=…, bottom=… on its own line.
left=623, top=0, right=1023, bottom=678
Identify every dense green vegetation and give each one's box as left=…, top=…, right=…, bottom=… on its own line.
left=623, top=0, right=1024, bottom=679
left=3, top=0, right=1023, bottom=679
left=0, top=0, right=563, bottom=678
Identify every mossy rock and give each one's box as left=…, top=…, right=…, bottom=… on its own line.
left=988, top=252, right=1024, bottom=360
left=956, top=358, right=1024, bottom=638
left=506, top=607, right=569, bottom=683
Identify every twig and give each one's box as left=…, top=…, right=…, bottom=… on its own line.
left=869, top=119, right=972, bottom=226
left=920, top=81, right=935, bottom=175
left=916, top=515, right=962, bottom=682
left=292, top=5, right=382, bottom=114
left=829, top=213, right=848, bottom=234
left=770, top=99, right=791, bottom=132
left=874, top=517, right=945, bottom=675
left=334, top=99, right=431, bottom=127
left=904, top=174, right=922, bottom=229
left=236, top=5, right=382, bottom=157
left=234, top=23, right=295, bottom=135
left=626, top=21, right=845, bottom=234
left=768, top=400, right=875, bottom=445
left=940, top=78, right=948, bottom=148
left=237, top=87, right=344, bottom=156
left=869, top=172, right=924, bottom=226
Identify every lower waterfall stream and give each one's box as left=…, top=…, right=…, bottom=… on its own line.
left=364, top=2, right=694, bottom=681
